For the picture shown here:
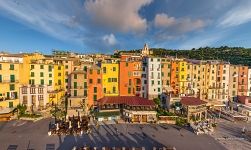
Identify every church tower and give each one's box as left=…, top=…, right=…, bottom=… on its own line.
left=141, top=43, right=151, bottom=56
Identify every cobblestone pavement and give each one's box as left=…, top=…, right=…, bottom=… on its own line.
left=210, top=119, right=251, bottom=150
left=0, top=118, right=226, bottom=150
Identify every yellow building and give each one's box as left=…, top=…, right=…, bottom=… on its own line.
left=102, top=61, right=119, bottom=96
left=178, top=60, right=187, bottom=94
left=0, top=61, right=20, bottom=108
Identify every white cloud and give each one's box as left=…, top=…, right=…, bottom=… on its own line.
left=102, top=34, right=117, bottom=46
left=154, top=13, right=206, bottom=33
left=84, top=0, right=152, bottom=33
left=154, top=13, right=175, bottom=28
left=219, top=2, right=251, bottom=27
left=0, top=0, right=86, bottom=44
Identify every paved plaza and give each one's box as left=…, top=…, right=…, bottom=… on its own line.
left=210, top=119, right=251, bottom=150
left=0, top=118, right=227, bottom=150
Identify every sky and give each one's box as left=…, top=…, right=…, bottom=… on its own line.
left=1, top=0, right=251, bottom=54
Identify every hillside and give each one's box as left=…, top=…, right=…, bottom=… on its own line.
left=119, top=46, right=251, bottom=66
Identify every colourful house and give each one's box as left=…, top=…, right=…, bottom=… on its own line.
left=102, top=60, right=119, bottom=96
left=119, top=54, right=142, bottom=96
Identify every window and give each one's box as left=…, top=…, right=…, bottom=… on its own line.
left=29, top=79, right=35, bottom=85
left=31, top=72, right=35, bottom=77
left=10, top=84, right=15, bottom=90
left=89, top=79, right=93, bottom=84
left=74, top=82, right=77, bottom=88
left=158, top=88, right=161, bottom=92
left=40, top=72, right=44, bottom=77
left=152, top=80, right=154, bottom=85
left=38, top=95, right=44, bottom=101
left=49, top=74, right=52, bottom=78
left=126, top=63, right=128, bottom=67
left=31, top=65, right=34, bottom=69
left=84, top=74, right=87, bottom=79
left=0, top=64, right=1, bottom=70
left=10, top=75, right=15, bottom=82
left=49, top=80, right=52, bottom=85
left=97, top=79, right=101, bottom=84
left=0, top=75, right=2, bottom=82
left=97, top=70, right=101, bottom=74
left=113, top=67, right=116, bottom=71
left=83, top=66, right=87, bottom=71
left=158, top=81, right=160, bottom=85
left=65, top=65, right=68, bottom=69
left=10, top=64, right=14, bottom=70
left=48, top=65, right=52, bottom=72
left=161, top=72, right=164, bottom=77
left=129, top=79, right=132, bottom=86
left=58, top=73, right=61, bottom=76
left=103, top=88, right=106, bottom=93
left=108, top=78, right=111, bottom=82
left=9, top=102, right=13, bottom=108
left=58, top=66, right=61, bottom=70
left=30, top=88, right=36, bottom=94
left=90, top=69, right=93, bottom=74
left=144, top=80, right=147, bottom=84
left=168, top=73, right=170, bottom=77
left=128, top=88, right=131, bottom=94
left=22, top=88, right=27, bottom=94
left=93, top=95, right=97, bottom=101
left=40, top=65, right=44, bottom=69
left=84, top=90, right=87, bottom=96
left=233, top=84, right=235, bottom=88
left=94, top=87, right=97, bottom=93
left=113, top=87, right=116, bottom=93
left=74, top=74, right=77, bottom=79
left=84, top=82, right=87, bottom=88
left=181, top=75, right=184, bottom=80
left=103, top=67, right=106, bottom=73
left=74, top=90, right=77, bottom=96
left=38, top=88, right=43, bottom=94
left=40, top=79, right=44, bottom=85
left=23, top=96, right=28, bottom=105
left=58, top=80, right=61, bottom=85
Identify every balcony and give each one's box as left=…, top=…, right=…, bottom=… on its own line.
left=1, top=80, right=19, bottom=83
left=238, top=82, right=247, bottom=85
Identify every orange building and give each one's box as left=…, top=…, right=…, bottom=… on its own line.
left=170, top=60, right=179, bottom=94
left=119, top=54, right=142, bottom=96
left=87, top=65, right=103, bottom=108
left=238, top=66, right=248, bottom=96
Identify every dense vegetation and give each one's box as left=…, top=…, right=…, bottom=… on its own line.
left=119, top=46, right=251, bottom=66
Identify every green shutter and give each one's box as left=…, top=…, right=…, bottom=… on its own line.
left=10, top=75, right=15, bottom=82
left=0, top=75, right=2, bottom=82
left=10, top=64, right=14, bottom=70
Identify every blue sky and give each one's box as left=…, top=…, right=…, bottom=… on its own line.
left=0, top=0, right=251, bottom=54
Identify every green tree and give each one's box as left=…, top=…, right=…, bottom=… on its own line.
left=16, top=104, right=27, bottom=117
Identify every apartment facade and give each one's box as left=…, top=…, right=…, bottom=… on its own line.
left=87, top=65, right=103, bottom=108
left=119, top=54, right=142, bottom=96
left=161, top=58, right=172, bottom=93
left=0, top=61, right=20, bottom=108
left=19, top=85, right=50, bottom=110
left=142, top=57, right=162, bottom=100
left=69, top=70, right=88, bottom=108
left=238, top=66, right=248, bottom=96
left=102, top=61, right=119, bottom=96
left=229, top=65, right=239, bottom=99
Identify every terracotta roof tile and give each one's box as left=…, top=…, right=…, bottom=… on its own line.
left=181, top=97, right=207, bottom=106
left=97, top=96, right=155, bottom=106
